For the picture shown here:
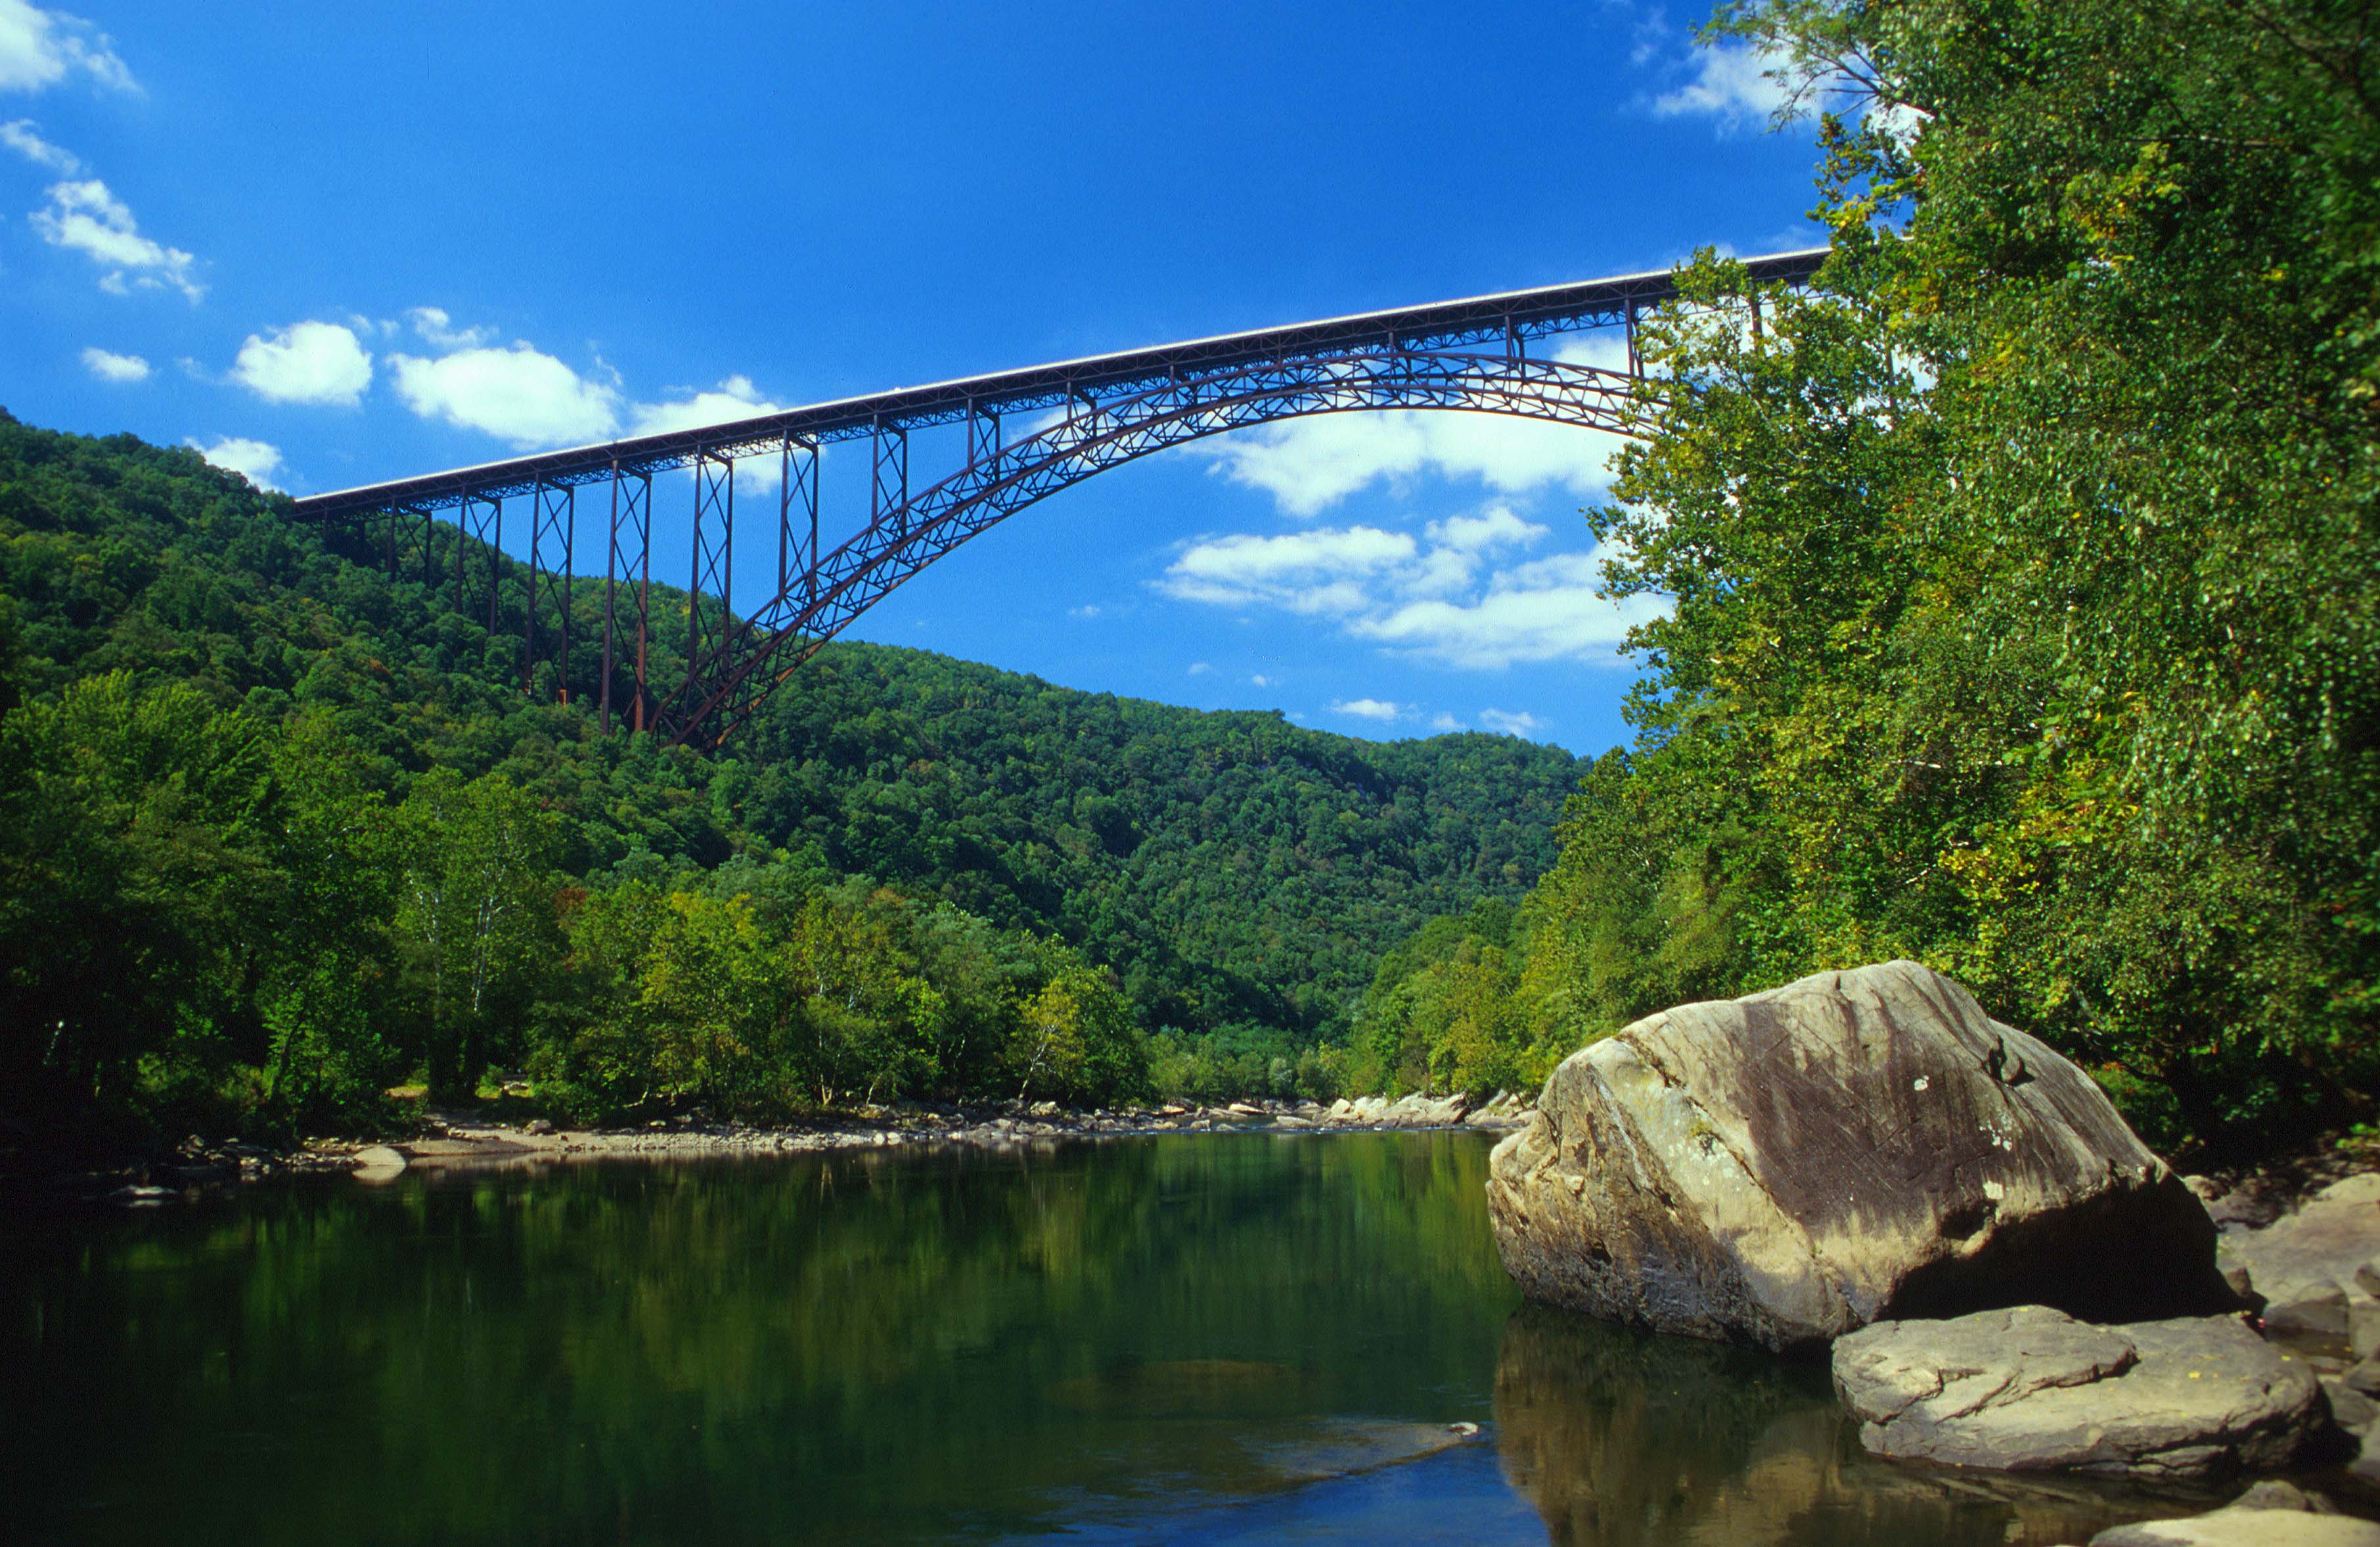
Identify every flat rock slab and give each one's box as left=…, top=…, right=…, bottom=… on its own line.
left=1835, top=1305, right=2324, bottom=1477
left=1488, top=961, right=2232, bottom=1350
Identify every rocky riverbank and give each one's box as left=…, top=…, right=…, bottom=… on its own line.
left=1487, top=960, right=2380, bottom=1543
left=44, top=1088, right=1534, bottom=1205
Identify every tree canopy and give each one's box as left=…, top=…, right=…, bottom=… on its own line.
left=1351, top=0, right=2379, bottom=1159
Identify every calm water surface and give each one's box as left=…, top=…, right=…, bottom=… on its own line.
left=5, top=1133, right=2201, bottom=1546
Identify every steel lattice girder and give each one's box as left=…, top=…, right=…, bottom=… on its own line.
left=662, top=349, right=1643, bottom=746
left=289, top=248, right=1824, bottom=522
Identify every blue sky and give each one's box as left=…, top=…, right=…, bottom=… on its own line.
left=0, top=1, right=1814, bottom=754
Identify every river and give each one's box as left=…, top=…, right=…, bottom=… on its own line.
left=4, top=1132, right=2203, bottom=1545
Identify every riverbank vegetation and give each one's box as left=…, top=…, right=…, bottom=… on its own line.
left=1349, top=0, right=2379, bottom=1157
left=0, top=414, right=1577, bottom=1157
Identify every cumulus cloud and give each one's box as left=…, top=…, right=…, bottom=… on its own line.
left=1157, top=525, right=1417, bottom=612
left=1652, top=42, right=1791, bottom=127
left=1185, top=334, right=1635, bottom=517
left=1068, top=604, right=1102, bottom=619
left=1330, top=698, right=1401, bottom=723
left=1431, top=713, right=1464, bottom=732
left=79, top=344, right=145, bottom=381
left=1429, top=506, right=1546, bottom=552
left=387, top=311, right=793, bottom=461
left=1249, top=673, right=1273, bottom=688
left=231, top=320, right=372, bottom=405
left=1351, top=550, right=1668, bottom=669
left=0, top=115, right=76, bottom=169
left=0, top=2, right=135, bottom=95
left=1157, top=501, right=1665, bottom=670
left=404, top=305, right=492, bottom=350
left=627, top=374, right=782, bottom=438
left=186, top=435, right=282, bottom=490
left=1186, top=661, right=1211, bottom=676
left=1190, top=411, right=1627, bottom=518
left=1479, top=708, right=1545, bottom=738
left=30, top=178, right=199, bottom=298
left=388, top=341, right=621, bottom=449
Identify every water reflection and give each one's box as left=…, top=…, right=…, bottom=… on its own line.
left=4, top=1136, right=2218, bottom=1547
left=1493, top=1303, right=2218, bottom=1547
left=4, top=1135, right=1516, bottom=1547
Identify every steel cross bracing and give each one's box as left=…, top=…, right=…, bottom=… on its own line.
left=291, top=247, right=1826, bottom=748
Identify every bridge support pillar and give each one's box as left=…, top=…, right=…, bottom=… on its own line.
left=685, top=450, right=734, bottom=706
left=871, top=420, right=907, bottom=537
left=602, top=464, right=654, bottom=734
left=528, top=481, right=575, bottom=703
left=779, top=435, right=819, bottom=606
left=458, top=493, right=503, bottom=637
left=966, top=402, right=1000, bottom=468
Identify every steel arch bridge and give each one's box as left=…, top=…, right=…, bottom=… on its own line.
left=293, top=248, right=1824, bottom=748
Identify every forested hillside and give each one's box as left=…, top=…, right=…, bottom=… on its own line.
left=0, top=413, right=1577, bottom=1150
left=1348, top=0, right=2379, bottom=1161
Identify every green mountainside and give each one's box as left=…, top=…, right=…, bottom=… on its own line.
left=0, top=411, right=1579, bottom=1145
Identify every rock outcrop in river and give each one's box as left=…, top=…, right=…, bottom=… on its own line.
left=1485, top=960, right=2234, bottom=1351
left=1831, top=1305, right=2325, bottom=1475
left=1491, top=1303, right=2168, bottom=1547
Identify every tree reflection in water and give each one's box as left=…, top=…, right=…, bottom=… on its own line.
left=6, top=1136, right=2241, bottom=1547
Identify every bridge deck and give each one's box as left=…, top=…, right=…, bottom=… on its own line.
left=292, top=248, right=1826, bottom=519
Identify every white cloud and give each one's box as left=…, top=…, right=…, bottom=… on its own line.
left=1479, top=708, right=1545, bottom=738
left=0, top=116, right=76, bottom=169
left=1191, top=410, right=1627, bottom=518
left=1157, top=525, right=1417, bottom=611
left=1186, top=661, right=1211, bottom=676
left=1330, top=698, right=1402, bottom=723
left=30, top=178, right=199, bottom=299
left=1431, top=713, right=1464, bottom=732
left=1351, top=550, right=1669, bottom=669
left=1428, top=506, right=1546, bottom=552
left=627, top=373, right=781, bottom=438
left=79, top=344, right=145, bottom=381
left=1068, top=604, right=1102, bottom=619
left=1185, top=333, right=1636, bottom=517
left=231, top=320, right=372, bottom=406
left=405, top=305, right=492, bottom=349
left=1249, top=673, right=1273, bottom=688
left=1653, top=43, right=1791, bottom=127
left=388, top=342, right=621, bottom=449
left=388, top=317, right=790, bottom=466
left=186, top=435, right=282, bottom=490
left=0, top=2, right=135, bottom=95
left=1157, top=499, right=1665, bottom=670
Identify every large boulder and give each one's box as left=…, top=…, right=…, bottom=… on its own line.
left=1486, top=961, right=2234, bottom=1350
left=1833, top=1305, right=2325, bottom=1476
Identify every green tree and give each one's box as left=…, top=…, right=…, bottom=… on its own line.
left=782, top=893, right=941, bottom=1108
left=391, top=769, right=563, bottom=1099
left=0, top=672, right=275, bottom=1140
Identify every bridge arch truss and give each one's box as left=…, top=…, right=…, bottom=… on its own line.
left=293, top=248, right=1824, bottom=748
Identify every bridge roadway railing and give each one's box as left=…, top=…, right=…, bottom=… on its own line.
left=290, top=248, right=1828, bottom=746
